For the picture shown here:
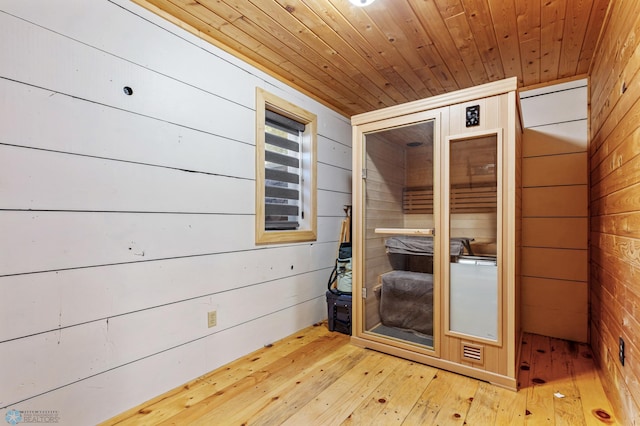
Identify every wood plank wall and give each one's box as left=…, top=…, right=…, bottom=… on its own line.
left=519, top=80, right=589, bottom=343
left=0, top=2, right=351, bottom=424
left=588, top=0, right=640, bottom=423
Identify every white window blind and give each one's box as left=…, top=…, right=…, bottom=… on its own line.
left=264, top=110, right=305, bottom=230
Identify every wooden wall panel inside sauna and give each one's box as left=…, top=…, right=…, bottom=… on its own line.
left=403, top=134, right=498, bottom=256
left=364, top=133, right=405, bottom=329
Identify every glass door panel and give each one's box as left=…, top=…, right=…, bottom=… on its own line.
left=447, top=133, right=499, bottom=342
left=362, top=119, right=436, bottom=350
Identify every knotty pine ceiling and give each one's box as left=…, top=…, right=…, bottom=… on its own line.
left=133, top=0, right=611, bottom=117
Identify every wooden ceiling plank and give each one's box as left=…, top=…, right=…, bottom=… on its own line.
left=402, top=3, right=470, bottom=94
left=409, top=0, right=474, bottom=91
left=558, top=0, right=593, bottom=78
left=444, top=11, right=490, bottom=86
left=378, top=64, right=434, bottom=101
left=324, top=0, right=436, bottom=101
left=520, top=39, right=541, bottom=87
left=460, top=0, right=506, bottom=82
left=210, top=0, right=381, bottom=110
left=539, top=0, right=567, bottom=83
left=413, top=66, right=448, bottom=96
left=305, top=0, right=422, bottom=103
left=359, top=2, right=438, bottom=98
left=378, top=1, right=458, bottom=96
left=143, top=0, right=258, bottom=55
left=306, top=0, right=389, bottom=72
left=516, top=0, right=542, bottom=81
left=202, top=0, right=380, bottom=113
left=414, top=47, right=465, bottom=95
left=516, top=0, right=542, bottom=86
left=270, top=0, right=401, bottom=108
left=515, top=0, right=542, bottom=42
left=433, top=0, right=465, bottom=19
left=433, top=0, right=484, bottom=86
left=374, top=2, right=458, bottom=96
left=487, top=0, right=524, bottom=87
left=577, top=0, right=611, bottom=75
left=250, top=0, right=398, bottom=110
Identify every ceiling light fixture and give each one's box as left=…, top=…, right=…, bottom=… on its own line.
left=349, top=0, right=376, bottom=7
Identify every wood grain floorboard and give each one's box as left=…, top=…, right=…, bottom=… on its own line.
left=103, top=322, right=619, bottom=425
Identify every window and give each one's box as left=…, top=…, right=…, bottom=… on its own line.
left=256, top=88, right=317, bottom=244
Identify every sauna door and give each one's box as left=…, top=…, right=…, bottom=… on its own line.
left=358, top=113, right=440, bottom=353
left=445, top=130, right=501, bottom=344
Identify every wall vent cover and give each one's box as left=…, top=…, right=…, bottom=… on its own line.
left=461, top=343, right=484, bottom=364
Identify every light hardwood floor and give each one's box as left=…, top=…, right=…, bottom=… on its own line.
left=104, top=323, right=618, bottom=425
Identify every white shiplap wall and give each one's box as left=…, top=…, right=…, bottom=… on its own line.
left=0, top=1, right=351, bottom=424
left=519, top=79, right=589, bottom=342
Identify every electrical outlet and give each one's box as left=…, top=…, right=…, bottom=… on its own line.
left=619, top=337, right=625, bottom=366
left=207, top=310, right=217, bottom=328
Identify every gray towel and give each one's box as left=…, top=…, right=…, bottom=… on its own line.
left=385, top=236, right=468, bottom=256
left=380, top=270, right=433, bottom=335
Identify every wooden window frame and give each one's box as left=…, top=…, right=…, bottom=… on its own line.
left=255, top=88, right=317, bottom=244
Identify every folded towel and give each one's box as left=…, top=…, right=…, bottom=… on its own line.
left=385, top=236, right=470, bottom=256
left=380, top=270, right=434, bottom=335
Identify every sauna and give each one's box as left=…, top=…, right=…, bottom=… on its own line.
left=351, top=77, right=523, bottom=389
